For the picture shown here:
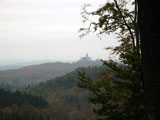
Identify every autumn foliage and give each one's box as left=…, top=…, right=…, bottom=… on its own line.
left=78, top=0, right=144, bottom=119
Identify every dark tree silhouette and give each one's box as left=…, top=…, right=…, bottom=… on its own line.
left=138, top=0, right=160, bottom=120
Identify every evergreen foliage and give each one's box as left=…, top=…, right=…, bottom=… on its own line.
left=0, top=89, right=48, bottom=120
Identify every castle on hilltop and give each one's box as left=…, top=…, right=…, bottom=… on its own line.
left=73, top=54, right=102, bottom=67
left=80, top=54, right=91, bottom=61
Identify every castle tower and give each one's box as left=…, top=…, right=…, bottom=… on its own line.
left=80, top=54, right=91, bottom=61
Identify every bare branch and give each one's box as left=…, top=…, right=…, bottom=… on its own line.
left=113, top=0, right=136, bottom=50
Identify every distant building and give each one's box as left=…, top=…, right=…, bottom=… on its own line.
left=80, top=54, right=91, bottom=61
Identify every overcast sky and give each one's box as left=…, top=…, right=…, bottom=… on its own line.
left=0, top=0, right=118, bottom=65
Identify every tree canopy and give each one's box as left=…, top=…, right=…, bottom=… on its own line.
left=78, top=0, right=144, bottom=119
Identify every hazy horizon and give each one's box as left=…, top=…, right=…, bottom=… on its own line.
left=0, top=0, right=118, bottom=65
left=0, top=54, right=102, bottom=66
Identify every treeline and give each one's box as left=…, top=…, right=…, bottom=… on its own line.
left=0, top=89, right=49, bottom=120
left=0, top=89, right=48, bottom=107
left=0, top=59, right=102, bottom=89
left=0, top=83, right=16, bottom=91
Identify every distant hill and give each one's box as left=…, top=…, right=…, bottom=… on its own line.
left=24, top=66, right=106, bottom=120
left=0, top=59, right=61, bottom=70
left=0, top=65, right=22, bottom=70
left=0, top=56, right=102, bottom=89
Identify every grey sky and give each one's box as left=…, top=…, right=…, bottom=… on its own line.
left=0, top=0, right=118, bottom=65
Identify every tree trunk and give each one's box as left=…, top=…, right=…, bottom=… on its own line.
left=138, top=0, right=160, bottom=120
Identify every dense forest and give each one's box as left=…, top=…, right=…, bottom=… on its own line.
left=24, top=66, right=107, bottom=120
left=0, top=89, right=48, bottom=120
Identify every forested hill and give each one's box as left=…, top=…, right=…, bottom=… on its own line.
left=0, top=89, right=48, bottom=120
left=24, top=66, right=107, bottom=120
left=0, top=58, right=102, bottom=89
